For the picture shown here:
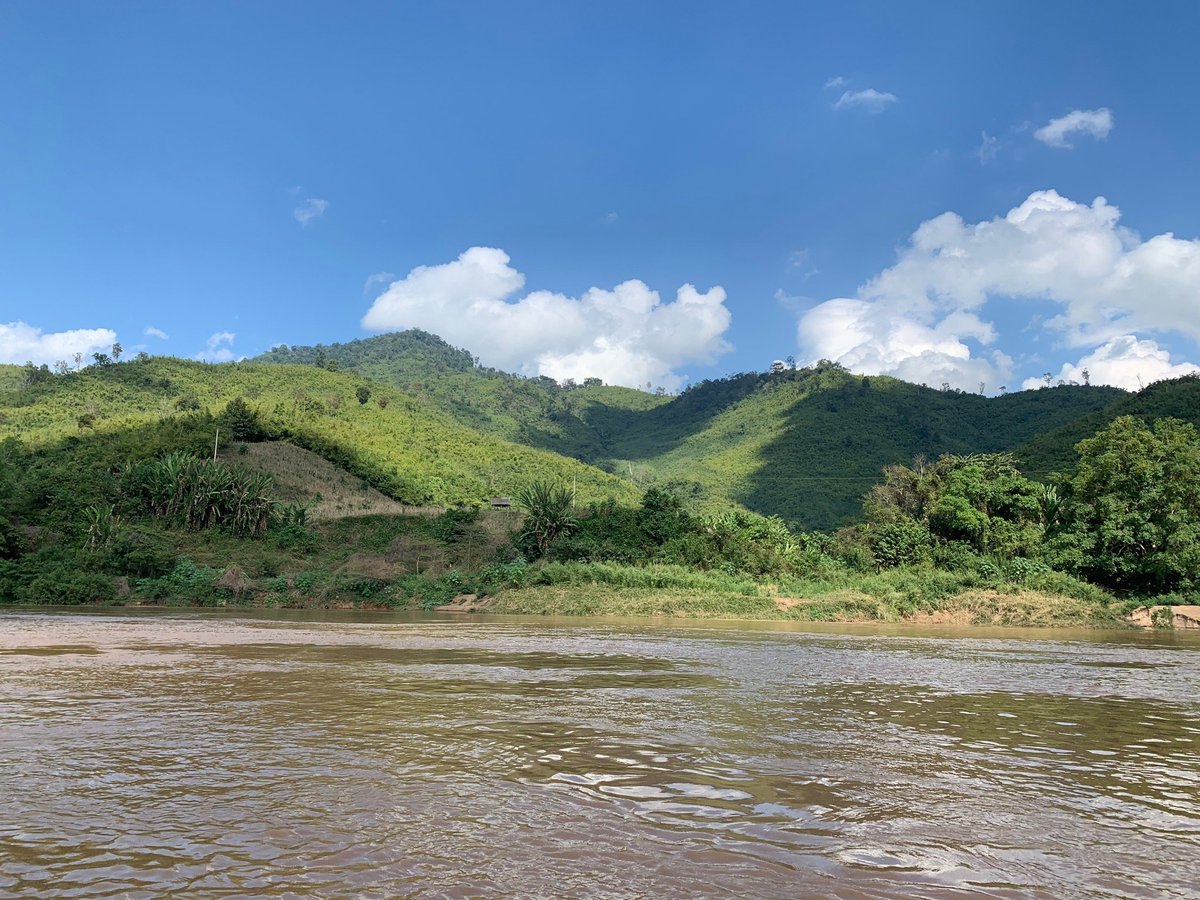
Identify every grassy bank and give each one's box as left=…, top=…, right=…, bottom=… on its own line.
left=475, top=584, right=1130, bottom=627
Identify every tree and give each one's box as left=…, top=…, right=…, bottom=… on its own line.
left=356, top=385, right=371, bottom=405
left=111, top=342, right=122, bottom=361
left=865, top=453, right=1041, bottom=558
left=636, top=487, right=692, bottom=545
left=928, top=455, right=1040, bottom=555
left=22, top=362, right=51, bottom=386
left=1062, top=416, right=1200, bottom=591
left=218, top=397, right=264, bottom=441
left=514, top=480, right=578, bottom=556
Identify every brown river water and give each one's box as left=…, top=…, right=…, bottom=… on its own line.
left=1, top=610, right=1198, bottom=898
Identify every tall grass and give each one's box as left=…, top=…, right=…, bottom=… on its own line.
left=125, top=451, right=276, bottom=536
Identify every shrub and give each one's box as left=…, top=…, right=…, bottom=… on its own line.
left=22, top=567, right=116, bottom=605
left=868, top=520, right=932, bottom=569
left=138, top=558, right=220, bottom=604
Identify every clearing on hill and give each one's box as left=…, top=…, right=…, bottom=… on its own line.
left=222, top=442, right=434, bottom=521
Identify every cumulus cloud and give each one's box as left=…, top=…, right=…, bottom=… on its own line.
left=798, top=299, right=1014, bottom=391
left=0, top=321, right=117, bottom=366
left=824, top=76, right=846, bottom=88
left=144, top=326, right=169, bottom=340
left=796, top=190, right=1200, bottom=391
left=293, top=197, right=329, bottom=226
left=833, top=88, right=897, bottom=112
left=361, top=247, right=732, bottom=390
left=1034, top=108, right=1113, bottom=149
left=196, top=331, right=237, bottom=363
left=1022, top=335, right=1199, bottom=391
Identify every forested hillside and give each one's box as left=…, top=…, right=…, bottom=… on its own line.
left=3, top=349, right=1197, bottom=615
left=0, top=357, right=638, bottom=509
left=14, top=333, right=1181, bottom=534
left=258, top=333, right=1125, bottom=529
left=1015, top=375, right=1200, bottom=476
left=592, top=367, right=1124, bottom=529
left=256, top=331, right=667, bottom=461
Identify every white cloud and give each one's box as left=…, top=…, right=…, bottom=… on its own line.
left=1022, top=335, right=1199, bottom=391
left=293, top=197, right=329, bottom=226
left=604, top=211, right=619, bottom=224
left=0, top=321, right=117, bottom=366
left=1034, top=108, right=1113, bottom=149
left=975, top=131, right=999, bottom=164
left=798, top=299, right=1014, bottom=391
left=196, top=331, right=237, bottom=363
left=824, top=76, right=846, bottom=88
left=787, top=249, right=810, bottom=269
left=144, top=326, right=169, bottom=340
left=363, top=271, right=396, bottom=295
left=361, top=247, right=732, bottom=390
left=787, top=248, right=820, bottom=279
left=833, top=88, right=897, bottom=112
left=795, top=190, right=1200, bottom=391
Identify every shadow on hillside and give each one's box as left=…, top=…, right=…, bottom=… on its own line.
left=572, top=373, right=771, bottom=462
left=739, top=379, right=1124, bottom=532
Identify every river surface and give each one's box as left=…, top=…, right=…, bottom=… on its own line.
left=0, top=610, right=1198, bottom=898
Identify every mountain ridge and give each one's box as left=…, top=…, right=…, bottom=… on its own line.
left=253, top=331, right=1143, bottom=528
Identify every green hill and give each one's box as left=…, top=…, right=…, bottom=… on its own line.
left=1014, top=374, right=1200, bottom=476
left=0, top=356, right=639, bottom=510
left=20, top=348, right=1175, bottom=533
left=256, top=331, right=667, bottom=461
left=589, top=366, right=1124, bottom=529
left=255, top=332, right=1131, bottom=529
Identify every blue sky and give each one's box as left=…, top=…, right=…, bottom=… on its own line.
left=2, top=1, right=1199, bottom=392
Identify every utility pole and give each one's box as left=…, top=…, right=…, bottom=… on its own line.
left=572, top=474, right=576, bottom=508
left=213, top=427, right=219, bottom=462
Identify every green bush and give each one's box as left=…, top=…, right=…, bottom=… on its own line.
left=23, top=567, right=116, bottom=605
left=868, top=520, right=932, bottom=569
left=138, top=558, right=220, bottom=604
left=274, top=523, right=316, bottom=552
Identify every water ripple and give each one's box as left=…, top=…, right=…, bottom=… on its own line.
left=0, top=611, right=1197, bottom=897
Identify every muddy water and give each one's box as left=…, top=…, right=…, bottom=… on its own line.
left=1, top=611, right=1198, bottom=898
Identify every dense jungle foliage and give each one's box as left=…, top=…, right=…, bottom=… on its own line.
left=3, top=340, right=1199, bottom=614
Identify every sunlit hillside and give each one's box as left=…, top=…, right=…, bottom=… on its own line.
left=255, top=332, right=1135, bottom=529
left=0, top=357, right=640, bottom=509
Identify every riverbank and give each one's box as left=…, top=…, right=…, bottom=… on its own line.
left=436, top=584, right=1133, bottom=628
left=6, top=585, right=1135, bottom=628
